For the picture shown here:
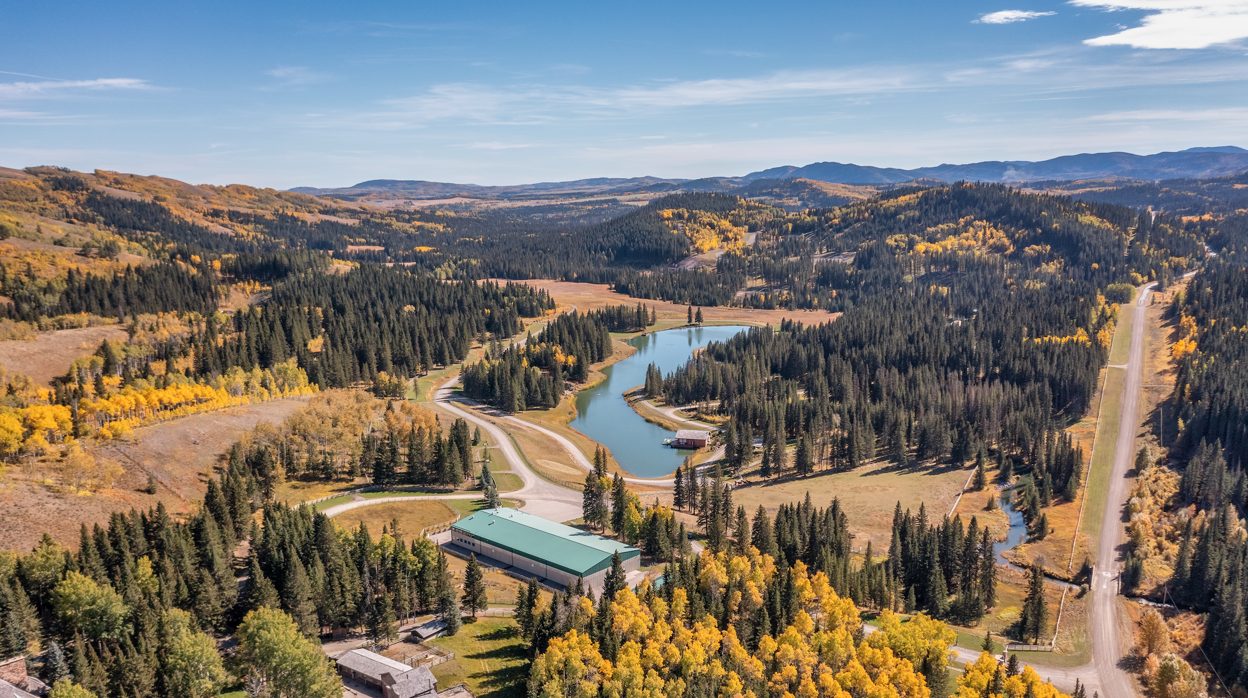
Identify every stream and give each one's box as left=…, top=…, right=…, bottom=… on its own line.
left=994, top=488, right=1028, bottom=566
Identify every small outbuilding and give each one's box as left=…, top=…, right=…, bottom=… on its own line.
left=336, top=649, right=437, bottom=698
left=673, top=430, right=710, bottom=449
left=450, top=508, right=640, bottom=593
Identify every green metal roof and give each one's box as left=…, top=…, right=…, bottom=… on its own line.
left=452, top=508, right=639, bottom=577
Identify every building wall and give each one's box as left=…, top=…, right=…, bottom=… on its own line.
left=450, top=530, right=640, bottom=592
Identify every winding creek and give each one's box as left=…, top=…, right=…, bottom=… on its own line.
left=571, top=325, right=751, bottom=478
left=994, top=488, right=1028, bottom=566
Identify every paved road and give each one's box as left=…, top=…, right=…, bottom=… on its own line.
left=432, top=375, right=586, bottom=522
left=438, top=375, right=679, bottom=487
left=1090, top=282, right=1156, bottom=698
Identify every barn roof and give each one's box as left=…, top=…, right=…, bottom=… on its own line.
left=675, top=430, right=710, bottom=440
left=452, top=508, right=638, bottom=576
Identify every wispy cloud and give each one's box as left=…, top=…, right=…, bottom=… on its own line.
left=308, top=68, right=916, bottom=131
left=1083, top=106, right=1248, bottom=122
left=0, top=77, right=150, bottom=100
left=1071, top=0, right=1248, bottom=49
left=975, top=10, right=1058, bottom=23
left=265, top=66, right=332, bottom=86
left=469, top=141, right=532, bottom=150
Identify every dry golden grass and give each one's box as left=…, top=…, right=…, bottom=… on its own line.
left=330, top=500, right=457, bottom=539
left=508, top=280, right=832, bottom=329
left=0, top=325, right=128, bottom=386
left=676, top=458, right=971, bottom=550
left=0, top=397, right=312, bottom=553
left=274, top=478, right=368, bottom=506
left=952, top=483, right=1012, bottom=542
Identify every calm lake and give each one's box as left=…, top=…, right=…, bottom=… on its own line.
left=570, top=325, right=750, bottom=478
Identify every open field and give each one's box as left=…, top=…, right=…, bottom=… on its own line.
left=491, top=473, right=523, bottom=492
left=950, top=464, right=1011, bottom=541
left=713, top=458, right=971, bottom=549
left=0, top=396, right=312, bottom=552
left=426, top=617, right=529, bottom=698
left=330, top=500, right=457, bottom=538
left=511, top=280, right=832, bottom=328
left=0, top=325, right=127, bottom=385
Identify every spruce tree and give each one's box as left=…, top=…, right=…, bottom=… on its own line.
left=283, top=557, right=319, bottom=639
left=1021, top=564, right=1048, bottom=643
left=582, top=472, right=608, bottom=531
left=44, top=640, right=70, bottom=685
left=462, top=555, right=488, bottom=618
left=972, top=449, right=987, bottom=490
left=610, top=474, right=627, bottom=536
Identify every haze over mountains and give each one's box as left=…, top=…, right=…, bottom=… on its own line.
left=291, top=146, right=1248, bottom=201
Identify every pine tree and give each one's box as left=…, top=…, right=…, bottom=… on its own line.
left=999, top=451, right=1013, bottom=483
left=44, top=640, right=70, bottom=685
left=602, top=552, right=626, bottom=602
left=673, top=464, right=685, bottom=510
left=367, top=591, right=398, bottom=644
left=972, top=449, right=987, bottom=491
left=795, top=433, right=812, bottom=476
left=516, top=578, right=539, bottom=639
left=610, top=474, right=627, bottom=536
left=1021, top=564, right=1048, bottom=643
left=582, top=472, right=608, bottom=531
left=244, top=557, right=280, bottom=613
left=283, top=556, right=319, bottom=639
left=462, top=555, right=488, bottom=618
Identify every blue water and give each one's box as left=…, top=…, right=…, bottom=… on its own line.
left=570, top=325, right=750, bottom=478
left=994, top=489, right=1028, bottom=565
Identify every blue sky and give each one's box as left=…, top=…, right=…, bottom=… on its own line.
left=3, top=0, right=1247, bottom=188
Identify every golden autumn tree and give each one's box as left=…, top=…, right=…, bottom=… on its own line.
left=531, top=547, right=945, bottom=698
left=956, top=652, right=1070, bottom=698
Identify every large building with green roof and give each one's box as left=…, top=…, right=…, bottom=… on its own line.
left=450, top=508, right=640, bottom=592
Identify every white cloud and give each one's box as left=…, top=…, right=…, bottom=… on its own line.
left=975, top=10, right=1058, bottom=23
left=469, top=141, right=532, bottom=150
left=265, top=66, right=332, bottom=86
left=312, top=68, right=915, bottom=131
left=0, top=78, right=150, bottom=100
left=1071, top=0, right=1248, bottom=49
left=1083, top=106, right=1248, bottom=121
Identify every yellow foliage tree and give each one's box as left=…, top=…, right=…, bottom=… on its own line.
left=956, top=652, right=1069, bottom=698
left=533, top=548, right=944, bottom=698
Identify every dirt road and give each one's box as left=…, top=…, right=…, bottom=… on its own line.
left=1090, top=282, right=1156, bottom=698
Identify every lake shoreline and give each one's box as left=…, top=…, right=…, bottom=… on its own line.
left=569, top=324, right=752, bottom=478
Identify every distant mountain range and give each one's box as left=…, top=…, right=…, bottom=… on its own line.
left=290, top=146, right=1248, bottom=200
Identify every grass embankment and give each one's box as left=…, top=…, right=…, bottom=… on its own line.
left=310, top=489, right=447, bottom=512
left=1078, top=368, right=1126, bottom=554
left=330, top=500, right=458, bottom=536
left=491, top=473, right=523, bottom=492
